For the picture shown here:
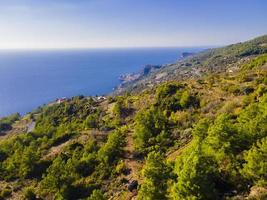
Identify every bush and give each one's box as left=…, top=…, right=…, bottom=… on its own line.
left=242, top=54, right=267, bottom=70
left=87, top=189, right=106, bottom=200
left=0, top=187, right=12, bottom=199
left=205, top=114, right=243, bottom=158
left=23, top=187, right=36, bottom=200
left=0, top=113, right=20, bottom=132
left=113, top=97, right=129, bottom=118
left=85, top=112, right=100, bottom=129
left=180, top=91, right=199, bottom=109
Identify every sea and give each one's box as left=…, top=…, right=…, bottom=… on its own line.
left=0, top=47, right=202, bottom=117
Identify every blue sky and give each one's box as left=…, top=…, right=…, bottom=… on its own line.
left=0, top=0, right=267, bottom=49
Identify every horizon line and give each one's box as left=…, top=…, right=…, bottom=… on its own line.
left=0, top=45, right=220, bottom=51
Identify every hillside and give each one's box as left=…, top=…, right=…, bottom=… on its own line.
left=116, top=35, right=267, bottom=94
left=0, top=35, right=267, bottom=200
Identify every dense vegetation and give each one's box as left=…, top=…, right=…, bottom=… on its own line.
left=0, top=35, right=266, bottom=199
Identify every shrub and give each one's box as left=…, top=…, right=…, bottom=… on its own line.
left=242, top=54, right=267, bottom=69
left=85, top=112, right=100, bottom=129
left=0, top=187, right=12, bottom=199
left=23, top=187, right=36, bottom=200
left=0, top=113, right=20, bottom=132
left=180, top=91, right=199, bottom=109
left=87, top=189, right=106, bottom=200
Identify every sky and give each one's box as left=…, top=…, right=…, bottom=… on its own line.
left=0, top=0, right=267, bottom=49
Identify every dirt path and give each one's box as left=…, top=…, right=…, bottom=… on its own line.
left=111, top=132, right=143, bottom=200
left=124, top=132, right=142, bottom=181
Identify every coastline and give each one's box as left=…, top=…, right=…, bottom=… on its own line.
left=0, top=49, right=200, bottom=118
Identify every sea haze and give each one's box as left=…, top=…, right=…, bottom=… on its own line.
left=0, top=47, right=202, bottom=117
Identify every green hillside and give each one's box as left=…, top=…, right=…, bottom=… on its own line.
left=0, top=35, right=267, bottom=200
left=117, top=35, right=267, bottom=94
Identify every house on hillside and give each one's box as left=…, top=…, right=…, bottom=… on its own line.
left=57, top=97, right=68, bottom=104
left=92, top=96, right=107, bottom=102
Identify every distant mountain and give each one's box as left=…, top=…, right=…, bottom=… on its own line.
left=115, top=34, right=267, bottom=94
left=181, top=52, right=196, bottom=58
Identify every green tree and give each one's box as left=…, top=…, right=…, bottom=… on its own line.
left=98, top=128, right=126, bottom=164
left=238, top=94, right=267, bottom=144
left=171, top=148, right=218, bottom=200
left=192, top=118, right=211, bottom=141
left=205, top=114, right=241, bottom=158
left=41, top=156, right=78, bottom=199
left=113, top=97, right=127, bottom=118
left=137, top=152, right=169, bottom=200
left=242, top=137, right=267, bottom=186
left=134, top=107, right=168, bottom=152
left=85, top=113, right=99, bottom=129
left=179, top=91, right=199, bottom=109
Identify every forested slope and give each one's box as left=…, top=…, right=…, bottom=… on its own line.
left=0, top=35, right=267, bottom=200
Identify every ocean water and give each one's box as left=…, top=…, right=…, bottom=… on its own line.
left=0, top=48, right=201, bottom=117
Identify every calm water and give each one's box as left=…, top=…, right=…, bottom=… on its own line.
left=0, top=48, right=201, bottom=117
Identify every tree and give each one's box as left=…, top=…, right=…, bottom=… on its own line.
left=113, top=97, right=127, bottom=118
left=41, top=156, right=78, bottom=199
left=179, top=91, right=199, bottom=109
left=242, top=137, right=267, bottom=186
left=134, top=107, right=169, bottom=152
left=171, top=148, right=218, bottom=200
left=192, top=118, right=211, bottom=141
left=205, top=114, right=241, bottom=157
left=98, top=129, right=126, bottom=164
left=137, top=152, right=169, bottom=200
left=85, top=113, right=99, bottom=129
left=238, top=94, right=267, bottom=145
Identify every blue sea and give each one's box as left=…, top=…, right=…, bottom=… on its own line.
left=0, top=48, right=202, bottom=117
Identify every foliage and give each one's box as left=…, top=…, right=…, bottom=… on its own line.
left=137, top=151, right=170, bottom=200
left=242, top=54, right=267, bottom=69
left=171, top=147, right=219, bottom=200
left=0, top=113, right=20, bottom=132
left=84, top=109, right=101, bottom=129
left=23, top=187, right=36, bottom=200
left=133, top=107, right=170, bottom=152
left=242, top=137, right=267, bottom=186
left=41, top=156, right=78, bottom=199
left=0, top=187, right=12, bottom=200
left=112, top=96, right=132, bottom=120
left=87, top=189, right=106, bottom=200
left=98, top=128, right=126, bottom=164
left=238, top=94, right=267, bottom=144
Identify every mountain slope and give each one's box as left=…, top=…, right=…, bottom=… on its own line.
left=0, top=35, right=266, bottom=200
left=116, top=34, right=267, bottom=94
